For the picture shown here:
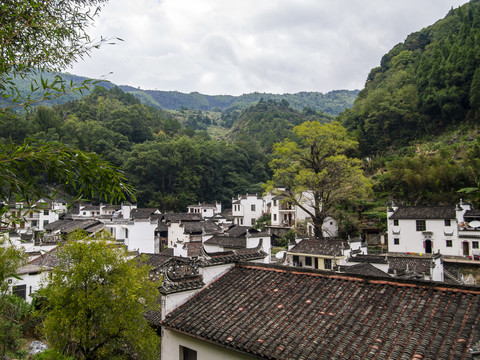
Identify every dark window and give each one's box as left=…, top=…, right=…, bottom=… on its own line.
left=393, top=219, right=399, bottom=226
left=43, top=209, right=49, bottom=216
left=305, top=257, right=312, bottom=266
left=12, top=285, right=26, bottom=300
left=445, top=219, right=451, bottom=226
left=324, top=259, right=332, bottom=269
left=43, top=220, right=49, bottom=227
left=251, top=204, right=256, bottom=212
left=273, top=214, right=277, bottom=221
left=394, top=238, right=400, bottom=245
left=292, top=255, right=299, bottom=265
left=416, top=220, right=426, bottom=231
left=180, top=346, right=197, bottom=360
left=446, top=240, right=453, bottom=247
left=273, top=200, right=277, bottom=206
left=473, top=241, right=479, bottom=249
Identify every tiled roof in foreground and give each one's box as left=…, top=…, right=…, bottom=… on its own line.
left=162, top=262, right=480, bottom=360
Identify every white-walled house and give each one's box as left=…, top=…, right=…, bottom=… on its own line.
left=387, top=202, right=480, bottom=258
left=231, top=194, right=265, bottom=226
left=7, top=247, right=59, bottom=303
left=105, top=206, right=161, bottom=254
left=3, top=199, right=67, bottom=232
left=187, top=203, right=222, bottom=219
left=285, top=237, right=365, bottom=270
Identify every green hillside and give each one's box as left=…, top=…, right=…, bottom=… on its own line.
left=341, top=0, right=480, bottom=156
left=227, top=99, right=333, bottom=152
left=339, top=0, right=480, bottom=206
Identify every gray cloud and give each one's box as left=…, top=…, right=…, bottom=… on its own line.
left=70, top=0, right=469, bottom=95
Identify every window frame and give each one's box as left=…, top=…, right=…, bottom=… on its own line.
left=305, top=256, right=312, bottom=267
left=324, top=258, right=332, bottom=270
left=180, top=345, right=197, bottom=360
left=416, top=220, right=426, bottom=232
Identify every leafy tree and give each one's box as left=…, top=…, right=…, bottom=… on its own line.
left=267, top=121, right=371, bottom=238
left=0, top=139, right=134, bottom=204
left=0, top=0, right=111, bottom=110
left=0, top=4, right=135, bottom=351
left=0, top=238, right=27, bottom=357
left=40, top=230, right=161, bottom=360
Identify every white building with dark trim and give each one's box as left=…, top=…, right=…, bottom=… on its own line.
left=387, top=202, right=480, bottom=258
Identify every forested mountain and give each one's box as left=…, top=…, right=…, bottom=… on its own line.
left=227, top=99, right=333, bottom=152
left=339, top=0, right=480, bottom=206
left=340, top=0, right=480, bottom=156
left=0, top=86, right=272, bottom=209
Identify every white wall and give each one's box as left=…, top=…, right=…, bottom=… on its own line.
left=161, top=289, right=201, bottom=320
left=246, top=235, right=271, bottom=263
left=232, top=195, right=264, bottom=226
left=387, top=218, right=461, bottom=256
left=9, top=268, right=50, bottom=304
left=200, top=263, right=235, bottom=285
left=162, top=330, right=253, bottom=360
left=168, top=222, right=190, bottom=249
left=124, top=219, right=157, bottom=254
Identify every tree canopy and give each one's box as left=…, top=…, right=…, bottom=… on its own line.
left=340, top=1, right=480, bottom=156
left=40, top=231, right=161, bottom=360
left=0, top=0, right=111, bottom=111
left=267, top=121, right=371, bottom=238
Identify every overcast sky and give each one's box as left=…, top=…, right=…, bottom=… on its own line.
left=70, top=0, right=470, bottom=95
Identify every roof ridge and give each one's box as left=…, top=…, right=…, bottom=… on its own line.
left=236, top=262, right=480, bottom=294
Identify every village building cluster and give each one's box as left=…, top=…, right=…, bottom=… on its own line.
left=3, top=196, right=480, bottom=358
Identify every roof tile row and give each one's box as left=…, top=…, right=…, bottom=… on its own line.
left=162, top=263, right=480, bottom=359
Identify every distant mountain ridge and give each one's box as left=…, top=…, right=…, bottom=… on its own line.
left=119, top=87, right=359, bottom=115
left=3, top=72, right=359, bottom=116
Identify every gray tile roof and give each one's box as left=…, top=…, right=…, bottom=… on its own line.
left=162, top=213, right=202, bottom=222
left=224, top=225, right=257, bottom=237
left=389, top=206, right=455, bottom=220
left=387, top=254, right=434, bottom=275
left=182, top=220, right=222, bottom=234
left=29, top=247, right=59, bottom=268
left=288, top=239, right=345, bottom=257
left=43, top=219, right=104, bottom=234
left=464, top=209, right=480, bottom=219
left=201, top=249, right=267, bottom=265
left=204, top=235, right=246, bottom=248
left=348, top=254, right=388, bottom=264
left=161, top=262, right=480, bottom=360
left=131, top=208, right=161, bottom=219
left=340, top=263, right=390, bottom=278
